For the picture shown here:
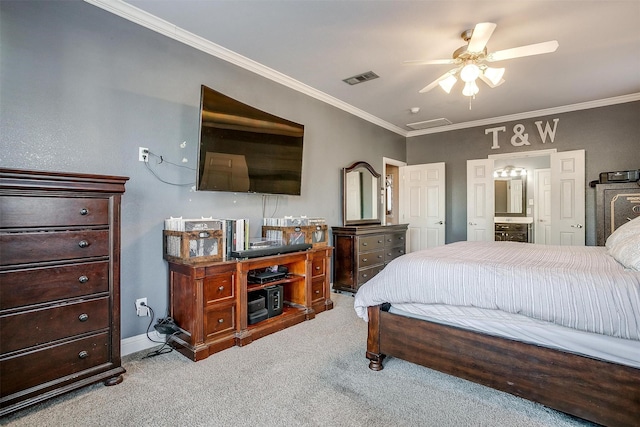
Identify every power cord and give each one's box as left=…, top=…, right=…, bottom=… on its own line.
left=142, top=150, right=195, bottom=187
left=140, top=302, right=179, bottom=358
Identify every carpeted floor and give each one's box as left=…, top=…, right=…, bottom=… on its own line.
left=1, top=292, right=593, bottom=426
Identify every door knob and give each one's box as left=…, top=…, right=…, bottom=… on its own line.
left=571, top=224, right=583, bottom=229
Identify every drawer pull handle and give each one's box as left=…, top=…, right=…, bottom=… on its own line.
left=78, top=240, right=90, bottom=248
left=363, top=274, right=368, bottom=278
left=315, top=266, right=321, bottom=270
left=218, top=286, right=224, bottom=291
left=78, top=313, right=89, bottom=322
left=363, top=258, right=368, bottom=262
left=218, top=318, right=224, bottom=323
left=78, top=275, right=89, bottom=283
left=80, top=208, right=89, bottom=216
left=78, top=351, right=89, bottom=359
left=378, top=255, right=383, bottom=258
left=362, top=242, right=368, bottom=246
left=378, top=240, right=383, bottom=243
left=315, top=290, right=320, bottom=294
left=399, top=236, right=404, bottom=240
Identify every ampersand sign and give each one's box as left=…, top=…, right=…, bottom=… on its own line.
left=510, top=124, right=530, bottom=146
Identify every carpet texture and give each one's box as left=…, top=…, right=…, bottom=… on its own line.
left=2, top=293, right=592, bottom=426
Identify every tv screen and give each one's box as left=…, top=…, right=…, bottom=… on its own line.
left=197, top=85, right=304, bottom=195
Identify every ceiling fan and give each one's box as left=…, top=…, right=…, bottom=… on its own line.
left=406, top=22, right=559, bottom=97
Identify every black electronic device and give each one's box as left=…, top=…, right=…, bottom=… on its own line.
left=196, top=85, right=304, bottom=196
left=247, top=295, right=265, bottom=313
left=230, top=243, right=312, bottom=259
left=258, top=285, right=283, bottom=318
left=248, top=270, right=287, bottom=284
left=154, top=317, right=180, bottom=335
left=599, top=170, right=639, bottom=184
left=248, top=308, right=268, bottom=325
left=590, top=169, right=640, bottom=187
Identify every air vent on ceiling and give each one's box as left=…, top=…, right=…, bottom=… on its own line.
left=342, top=71, right=379, bottom=85
left=406, top=118, right=452, bottom=130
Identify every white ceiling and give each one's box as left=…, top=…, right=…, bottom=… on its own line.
left=91, top=1, right=640, bottom=136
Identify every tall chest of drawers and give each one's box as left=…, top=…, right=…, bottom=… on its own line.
left=332, top=224, right=407, bottom=293
left=0, top=168, right=128, bottom=415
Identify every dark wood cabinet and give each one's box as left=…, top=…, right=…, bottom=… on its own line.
left=332, top=224, right=407, bottom=293
left=166, top=247, right=333, bottom=361
left=0, top=168, right=128, bottom=416
left=495, top=222, right=531, bottom=243
left=595, top=182, right=640, bottom=246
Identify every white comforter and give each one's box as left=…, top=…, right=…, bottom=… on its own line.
left=353, top=241, right=640, bottom=341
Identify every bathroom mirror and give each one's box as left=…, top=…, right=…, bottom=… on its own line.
left=343, top=161, right=382, bottom=226
left=495, top=174, right=527, bottom=216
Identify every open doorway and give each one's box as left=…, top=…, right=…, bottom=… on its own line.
left=383, top=158, right=406, bottom=225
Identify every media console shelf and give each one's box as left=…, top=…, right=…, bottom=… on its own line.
left=166, top=247, right=332, bottom=361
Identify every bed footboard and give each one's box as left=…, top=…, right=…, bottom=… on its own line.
left=365, top=305, right=640, bottom=427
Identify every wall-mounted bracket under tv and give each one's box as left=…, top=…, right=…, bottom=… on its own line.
left=197, top=85, right=305, bottom=196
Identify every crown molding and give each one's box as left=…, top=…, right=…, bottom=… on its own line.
left=84, top=1, right=638, bottom=140
left=83, top=0, right=408, bottom=136
left=405, top=93, right=640, bottom=137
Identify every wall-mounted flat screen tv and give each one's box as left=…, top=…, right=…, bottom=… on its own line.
left=197, top=85, right=304, bottom=195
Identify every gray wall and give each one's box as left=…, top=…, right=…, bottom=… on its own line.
left=406, top=101, right=640, bottom=244
left=0, top=1, right=406, bottom=339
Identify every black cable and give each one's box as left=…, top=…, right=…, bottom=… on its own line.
left=142, top=151, right=195, bottom=187
left=141, top=303, right=177, bottom=358
left=148, top=151, right=195, bottom=171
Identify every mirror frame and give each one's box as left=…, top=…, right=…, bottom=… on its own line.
left=494, top=175, right=527, bottom=217
left=342, top=161, right=382, bottom=226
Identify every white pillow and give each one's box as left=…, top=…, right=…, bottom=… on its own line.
left=606, top=216, right=640, bottom=250
left=608, top=232, right=640, bottom=271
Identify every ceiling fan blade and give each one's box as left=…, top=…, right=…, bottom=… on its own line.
left=478, top=73, right=505, bottom=88
left=404, top=58, right=456, bottom=66
left=467, top=22, right=497, bottom=53
left=418, top=71, right=456, bottom=93
left=487, top=40, right=559, bottom=62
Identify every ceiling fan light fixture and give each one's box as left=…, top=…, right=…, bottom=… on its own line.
left=462, top=80, right=479, bottom=97
left=460, top=62, right=480, bottom=83
left=438, top=74, right=458, bottom=93
left=483, top=67, right=505, bottom=86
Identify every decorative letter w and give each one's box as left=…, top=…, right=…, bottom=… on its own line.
left=534, top=119, right=559, bottom=143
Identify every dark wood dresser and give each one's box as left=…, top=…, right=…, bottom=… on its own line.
left=595, top=181, right=640, bottom=245
left=0, top=168, right=128, bottom=415
left=332, top=224, right=407, bottom=293
left=494, top=222, right=531, bottom=242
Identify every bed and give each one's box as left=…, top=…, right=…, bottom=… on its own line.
left=354, top=217, right=640, bottom=427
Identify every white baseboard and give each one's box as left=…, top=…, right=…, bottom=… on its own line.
left=121, top=331, right=166, bottom=357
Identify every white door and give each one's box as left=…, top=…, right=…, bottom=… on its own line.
left=400, top=162, right=446, bottom=252
left=467, top=159, right=495, bottom=241
left=534, top=168, right=552, bottom=244
left=550, top=149, right=585, bottom=245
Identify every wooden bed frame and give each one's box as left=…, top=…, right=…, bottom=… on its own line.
left=366, top=305, right=640, bottom=427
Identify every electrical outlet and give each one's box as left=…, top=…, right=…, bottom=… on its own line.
left=138, top=147, right=149, bottom=162
left=135, top=298, right=149, bottom=316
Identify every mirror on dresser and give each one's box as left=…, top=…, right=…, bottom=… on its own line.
left=343, top=161, right=382, bottom=226
left=335, top=161, right=408, bottom=293
left=494, top=166, right=527, bottom=217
